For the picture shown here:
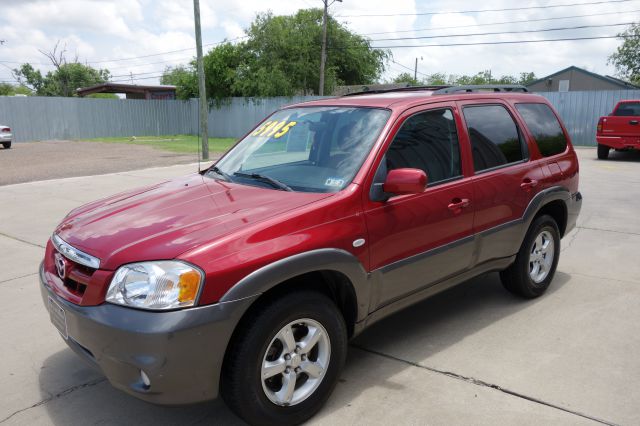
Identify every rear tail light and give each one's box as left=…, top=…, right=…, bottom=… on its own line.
left=596, top=118, right=603, bottom=133
left=1, top=127, right=9, bottom=133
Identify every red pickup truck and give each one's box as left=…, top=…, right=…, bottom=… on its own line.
left=596, top=100, right=640, bottom=159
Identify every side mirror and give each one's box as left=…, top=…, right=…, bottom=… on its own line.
left=382, top=168, right=427, bottom=195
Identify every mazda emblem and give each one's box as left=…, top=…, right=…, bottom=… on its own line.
left=54, top=252, right=66, bottom=279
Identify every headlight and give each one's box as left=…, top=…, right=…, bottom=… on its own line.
left=106, top=261, right=204, bottom=310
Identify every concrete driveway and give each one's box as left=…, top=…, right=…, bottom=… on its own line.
left=0, top=148, right=638, bottom=425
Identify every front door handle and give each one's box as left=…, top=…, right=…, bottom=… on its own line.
left=630, top=120, right=638, bottom=125
left=448, top=198, right=470, bottom=214
left=520, top=178, right=539, bottom=192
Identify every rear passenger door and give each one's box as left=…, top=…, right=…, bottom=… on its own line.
left=457, top=101, right=545, bottom=265
left=364, top=104, right=475, bottom=309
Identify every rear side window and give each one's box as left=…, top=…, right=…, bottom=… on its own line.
left=385, top=108, right=461, bottom=185
left=463, top=105, right=525, bottom=172
left=516, top=103, right=567, bottom=157
left=613, top=102, right=640, bottom=116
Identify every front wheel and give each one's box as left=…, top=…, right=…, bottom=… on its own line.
left=1, top=142, right=10, bottom=149
left=500, top=215, right=560, bottom=298
left=222, top=291, right=347, bottom=426
left=597, top=143, right=609, bottom=159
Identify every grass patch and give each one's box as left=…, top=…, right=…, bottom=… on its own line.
left=81, top=135, right=237, bottom=154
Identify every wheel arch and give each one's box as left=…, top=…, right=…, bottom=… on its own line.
left=219, top=248, right=370, bottom=336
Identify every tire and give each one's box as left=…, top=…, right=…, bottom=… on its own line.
left=597, top=143, right=609, bottom=159
left=500, top=214, right=560, bottom=299
left=222, top=291, right=348, bottom=426
left=1, top=142, right=10, bottom=149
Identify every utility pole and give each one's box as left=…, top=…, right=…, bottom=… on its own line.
left=319, top=0, right=341, bottom=96
left=193, top=0, right=209, bottom=160
left=414, top=56, right=423, bottom=83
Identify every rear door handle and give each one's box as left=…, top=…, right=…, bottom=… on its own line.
left=448, top=198, right=470, bottom=213
left=520, top=178, right=539, bottom=191
left=630, top=120, right=638, bottom=125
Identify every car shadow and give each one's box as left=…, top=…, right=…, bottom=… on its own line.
left=593, top=149, right=640, bottom=162
left=38, top=271, right=570, bottom=425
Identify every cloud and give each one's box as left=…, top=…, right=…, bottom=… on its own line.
left=0, top=0, right=636, bottom=85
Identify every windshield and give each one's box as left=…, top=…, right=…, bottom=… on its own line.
left=209, top=106, right=390, bottom=193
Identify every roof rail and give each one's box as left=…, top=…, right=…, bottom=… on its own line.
left=341, top=85, right=451, bottom=97
left=433, top=85, right=529, bottom=94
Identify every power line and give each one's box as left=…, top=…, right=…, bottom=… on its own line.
left=369, top=22, right=633, bottom=42
left=83, top=35, right=247, bottom=64
left=362, top=34, right=631, bottom=49
left=391, top=59, right=429, bottom=77
left=357, top=9, right=640, bottom=36
left=338, top=0, right=637, bottom=17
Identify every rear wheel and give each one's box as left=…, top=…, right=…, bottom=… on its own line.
left=1, top=142, right=10, bottom=149
left=222, top=291, right=347, bottom=426
left=500, top=215, right=560, bottom=298
left=597, top=143, right=609, bottom=159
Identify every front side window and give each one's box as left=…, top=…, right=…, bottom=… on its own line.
left=463, top=105, right=525, bottom=172
left=385, top=108, right=462, bottom=185
left=515, top=103, right=567, bottom=157
left=211, top=107, right=390, bottom=192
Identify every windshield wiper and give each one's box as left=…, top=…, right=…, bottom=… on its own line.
left=208, top=165, right=233, bottom=182
left=233, top=172, right=293, bottom=192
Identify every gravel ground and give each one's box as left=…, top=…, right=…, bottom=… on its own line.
left=0, top=140, right=218, bottom=186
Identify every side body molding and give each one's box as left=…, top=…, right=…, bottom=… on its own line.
left=473, top=185, right=573, bottom=266
left=219, top=249, right=370, bottom=322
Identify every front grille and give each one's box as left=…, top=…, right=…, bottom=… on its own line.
left=54, top=250, right=97, bottom=298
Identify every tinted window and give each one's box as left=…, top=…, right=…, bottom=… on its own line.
left=516, top=103, right=567, bottom=157
left=386, top=109, right=461, bottom=185
left=613, top=102, right=640, bottom=116
left=463, top=105, right=524, bottom=172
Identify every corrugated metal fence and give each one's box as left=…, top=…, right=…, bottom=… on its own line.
left=2, top=91, right=640, bottom=145
left=0, top=96, right=198, bottom=142
left=538, top=90, right=640, bottom=146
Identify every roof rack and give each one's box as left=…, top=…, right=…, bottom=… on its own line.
left=341, top=85, right=451, bottom=97
left=432, top=85, right=529, bottom=94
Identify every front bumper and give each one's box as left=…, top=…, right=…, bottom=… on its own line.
left=39, top=263, right=257, bottom=405
left=565, top=191, right=582, bottom=235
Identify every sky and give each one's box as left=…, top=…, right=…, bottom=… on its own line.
left=0, top=0, right=638, bottom=87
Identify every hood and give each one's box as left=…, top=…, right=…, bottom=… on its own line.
left=55, top=174, right=332, bottom=270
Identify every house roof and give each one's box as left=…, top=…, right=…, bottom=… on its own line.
left=76, top=82, right=176, bottom=96
left=526, top=66, right=639, bottom=89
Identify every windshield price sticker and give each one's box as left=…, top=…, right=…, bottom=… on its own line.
left=252, top=120, right=298, bottom=139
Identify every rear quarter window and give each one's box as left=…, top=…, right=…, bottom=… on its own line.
left=515, top=103, right=567, bottom=157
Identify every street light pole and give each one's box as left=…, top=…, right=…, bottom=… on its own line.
left=193, top=0, right=209, bottom=161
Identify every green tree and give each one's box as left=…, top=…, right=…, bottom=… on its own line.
left=392, top=72, right=419, bottom=85
left=0, top=83, right=32, bottom=96
left=161, top=65, right=198, bottom=100
left=419, top=70, right=536, bottom=86
left=164, top=9, right=389, bottom=100
left=608, top=23, right=640, bottom=84
left=13, top=42, right=110, bottom=97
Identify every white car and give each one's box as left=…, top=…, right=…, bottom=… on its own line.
left=1, top=125, right=11, bottom=149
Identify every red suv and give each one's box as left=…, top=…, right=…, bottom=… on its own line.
left=41, top=85, right=581, bottom=425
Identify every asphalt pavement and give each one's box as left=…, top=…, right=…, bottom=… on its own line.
left=0, top=148, right=639, bottom=425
